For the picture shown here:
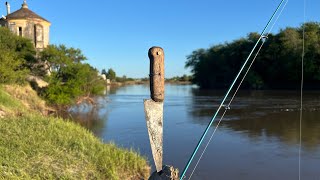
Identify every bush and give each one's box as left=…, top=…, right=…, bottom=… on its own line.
left=0, top=27, right=38, bottom=78
left=0, top=47, right=28, bottom=84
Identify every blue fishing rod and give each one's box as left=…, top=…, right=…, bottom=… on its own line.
left=180, top=0, right=287, bottom=179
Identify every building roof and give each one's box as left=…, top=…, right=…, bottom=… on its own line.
left=5, top=2, right=50, bottom=23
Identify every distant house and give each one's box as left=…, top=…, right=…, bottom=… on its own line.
left=0, top=0, right=51, bottom=51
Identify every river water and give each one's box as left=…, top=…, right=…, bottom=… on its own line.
left=68, top=84, right=320, bottom=180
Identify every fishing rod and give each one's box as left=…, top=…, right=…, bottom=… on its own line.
left=186, top=1, right=289, bottom=178
left=180, top=0, right=287, bottom=179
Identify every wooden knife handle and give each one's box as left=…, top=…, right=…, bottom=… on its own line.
left=148, top=46, right=164, bottom=102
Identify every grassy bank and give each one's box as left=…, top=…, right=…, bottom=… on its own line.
left=0, top=85, right=150, bottom=179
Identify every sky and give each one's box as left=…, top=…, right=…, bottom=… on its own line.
left=1, top=0, right=319, bottom=78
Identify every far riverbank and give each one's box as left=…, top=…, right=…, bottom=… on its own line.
left=108, top=80, right=191, bottom=87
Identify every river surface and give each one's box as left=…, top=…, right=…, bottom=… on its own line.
left=68, top=84, right=320, bottom=180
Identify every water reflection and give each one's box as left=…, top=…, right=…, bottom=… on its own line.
left=223, top=111, right=320, bottom=151
left=67, top=102, right=109, bottom=137
left=67, top=85, right=320, bottom=179
left=188, top=89, right=320, bottom=150
left=64, top=85, right=129, bottom=137
left=69, top=85, right=320, bottom=151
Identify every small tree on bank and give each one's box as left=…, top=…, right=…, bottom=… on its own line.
left=106, top=68, right=116, bottom=81
left=40, top=45, right=105, bottom=106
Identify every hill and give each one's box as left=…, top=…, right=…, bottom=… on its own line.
left=0, top=84, right=150, bottom=179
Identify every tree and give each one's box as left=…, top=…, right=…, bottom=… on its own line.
left=101, top=69, right=107, bottom=76
left=185, top=22, right=320, bottom=89
left=179, top=74, right=191, bottom=81
left=41, top=44, right=105, bottom=105
left=0, top=47, right=28, bottom=84
left=39, top=44, right=87, bottom=74
left=106, top=68, right=116, bottom=81
left=0, top=27, right=32, bottom=84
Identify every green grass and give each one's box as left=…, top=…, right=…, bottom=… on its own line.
left=0, top=87, right=22, bottom=111
left=0, top=85, right=150, bottom=179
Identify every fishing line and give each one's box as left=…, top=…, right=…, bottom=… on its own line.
left=188, top=1, right=289, bottom=178
left=180, top=0, right=287, bottom=179
left=188, top=2, right=289, bottom=172
left=299, top=0, right=306, bottom=179
left=188, top=40, right=266, bottom=180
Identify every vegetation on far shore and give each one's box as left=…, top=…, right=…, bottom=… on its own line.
left=100, top=70, right=192, bottom=86
left=186, top=22, right=320, bottom=89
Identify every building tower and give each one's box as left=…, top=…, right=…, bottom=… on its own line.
left=0, top=0, right=51, bottom=51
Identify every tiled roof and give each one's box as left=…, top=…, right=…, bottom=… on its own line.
left=6, top=5, right=49, bottom=23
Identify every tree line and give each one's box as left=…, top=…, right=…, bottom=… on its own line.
left=0, top=27, right=105, bottom=106
left=185, top=22, right=320, bottom=89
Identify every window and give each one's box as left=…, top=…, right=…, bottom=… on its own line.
left=18, top=27, right=22, bottom=36
left=35, top=25, right=43, bottom=41
left=34, top=24, right=44, bottom=48
left=34, top=25, right=37, bottom=46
